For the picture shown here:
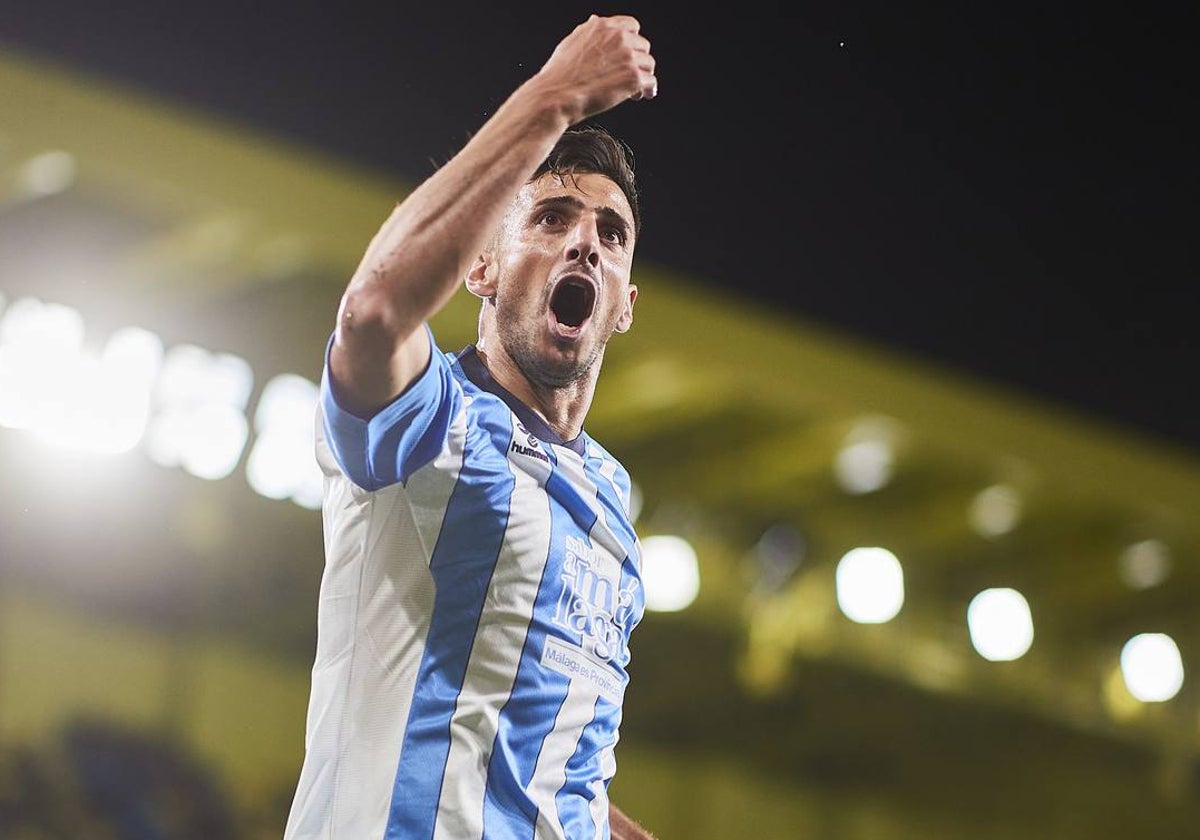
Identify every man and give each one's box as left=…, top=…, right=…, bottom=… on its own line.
left=284, top=14, right=658, bottom=840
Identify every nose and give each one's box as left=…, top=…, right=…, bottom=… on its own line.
left=565, top=220, right=601, bottom=269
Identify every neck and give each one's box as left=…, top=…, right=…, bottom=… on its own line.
left=475, top=342, right=599, bottom=441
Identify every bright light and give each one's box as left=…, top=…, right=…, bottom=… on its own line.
left=19, top=150, right=77, bottom=197
left=154, top=344, right=253, bottom=409
left=968, top=484, right=1022, bottom=538
left=641, top=534, right=700, bottom=612
left=0, top=298, right=171, bottom=454
left=967, top=588, right=1034, bottom=661
left=246, top=374, right=322, bottom=507
left=833, top=416, right=904, bottom=495
left=36, top=326, right=164, bottom=454
left=0, top=295, right=85, bottom=354
left=147, top=403, right=249, bottom=480
left=834, top=439, right=893, bottom=494
left=1121, top=633, right=1184, bottom=703
left=1118, top=539, right=1171, bottom=590
left=146, top=344, right=252, bottom=480
left=103, top=326, right=164, bottom=387
left=0, top=297, right=86, bottom=431
left=836, top=546, right=904, bottom=624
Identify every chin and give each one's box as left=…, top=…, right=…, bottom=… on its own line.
left=522, top=338, right=600, bottom=389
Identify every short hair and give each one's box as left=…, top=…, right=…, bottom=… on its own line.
left=533, top=125, right=641, bottom=239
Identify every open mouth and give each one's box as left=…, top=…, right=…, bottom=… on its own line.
left=549, top=276, right=597, bottom=330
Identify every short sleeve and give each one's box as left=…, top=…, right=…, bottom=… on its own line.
left=319, top=324, right=462, bottom=491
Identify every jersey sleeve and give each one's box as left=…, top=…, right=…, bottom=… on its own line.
left=319, top=324, right=462, bottom=491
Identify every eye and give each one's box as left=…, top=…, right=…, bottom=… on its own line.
left=537, top=210, right=563, bottom=226
left=602, top=226, right=627, bottom=246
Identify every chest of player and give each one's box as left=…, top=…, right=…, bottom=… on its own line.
left=458, top=410, right=643, bottom=677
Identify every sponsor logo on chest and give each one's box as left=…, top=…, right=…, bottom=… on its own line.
left=552, top=535, right=637, bottom=668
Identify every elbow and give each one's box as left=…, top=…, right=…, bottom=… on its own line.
left=336, top=284, right=411, bottom=358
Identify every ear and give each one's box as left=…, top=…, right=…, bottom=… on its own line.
left=615, top=284, right=638, bottom=333
left=465, top=251, right=497, bottom=300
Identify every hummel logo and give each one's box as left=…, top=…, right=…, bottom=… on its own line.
left=510, top=439, right=550, bottom=463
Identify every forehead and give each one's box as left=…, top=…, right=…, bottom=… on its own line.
left=513, top=171, right=634, bottom=228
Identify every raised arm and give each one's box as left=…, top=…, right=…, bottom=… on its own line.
left=329, top=14, right=657, bottom=416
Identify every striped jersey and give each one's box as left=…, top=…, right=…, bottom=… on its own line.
left=284, top=329, right=644, bottom=840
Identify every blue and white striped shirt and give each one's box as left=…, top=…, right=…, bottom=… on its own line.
left=285, top=330, right=644, bottom=840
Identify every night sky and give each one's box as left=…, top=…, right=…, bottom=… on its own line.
left=3, top=2, right=1195, bottom=451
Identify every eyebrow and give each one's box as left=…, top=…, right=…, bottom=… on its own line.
left=531, top=195, right=632, bottom=240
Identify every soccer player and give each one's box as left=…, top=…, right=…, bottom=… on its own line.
left=284, top=14, right=658, bottom=840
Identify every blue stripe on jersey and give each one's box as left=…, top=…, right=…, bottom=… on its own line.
left=320, top=330, right=462, bottom=490
left=556, top=695, right=608, bottom=840
left=481, top=691, right=570, bottom=838
left=384, top=407, right=516, bottom=840
left=550, top=456, right=639, bottom=838
left=481, top=444, right=600, bottom=837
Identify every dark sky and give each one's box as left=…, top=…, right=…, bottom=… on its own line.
left=3, top=2, right=1195, bottom=452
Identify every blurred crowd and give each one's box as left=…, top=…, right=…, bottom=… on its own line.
left=0, top=718, right=289, bottom=840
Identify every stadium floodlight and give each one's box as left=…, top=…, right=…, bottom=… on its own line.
left=641, top=534, right=700, bottom=612
left=246, top=373, right=322, bottom=507
left=967, top=587, right=1034, bottom=661
left=834, top=438, right=893, bottom=495
left=145, top=343, right=252, bottom=480
left=1121, top=633, right=1184, bottom=703
left=19, top=150, right=77, bottom=197
left=0, top=296, right=165, bottom=453
left=836, top=546, right=905, bottom=624
left=35, top=340, right=163, bottom=455
left=968, top=484, right=1023, bottom=538
left=0, top=297, right=86, bottom=432
left=1118, top=539, right=1171, bottom=590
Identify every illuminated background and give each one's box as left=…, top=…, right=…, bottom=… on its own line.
left=1, top=3, right=1196, bottom=839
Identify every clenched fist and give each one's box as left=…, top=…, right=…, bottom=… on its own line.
left=535, top=14, right=658, bottom=125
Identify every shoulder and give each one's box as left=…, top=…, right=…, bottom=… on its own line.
left=584, top=436, right=630, bottom=476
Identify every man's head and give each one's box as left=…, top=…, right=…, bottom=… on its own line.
left=534, top=126, right=641, bottom=240
left=467, top=126, right=641, bottom=390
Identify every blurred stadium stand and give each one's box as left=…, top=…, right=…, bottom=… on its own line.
left=2, top=46, right=1199, bottom=839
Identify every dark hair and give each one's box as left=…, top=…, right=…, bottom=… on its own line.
left=533, top=125, right=641, bottom=238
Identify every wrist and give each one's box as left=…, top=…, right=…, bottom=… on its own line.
left=512, top=74, right=585, bottom=130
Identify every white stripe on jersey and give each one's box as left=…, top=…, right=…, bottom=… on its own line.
left=594, top=453, right=629, bottom=519
left=552, top=446, right=631, bottom=577
left=284, top=402, right=468, bottom=840
left=531, top=680, right=601, bottom=840
left=406, top=393, right=471, bottom=561
left=432, top=415, right=555, bottom=840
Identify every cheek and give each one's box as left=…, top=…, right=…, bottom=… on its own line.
left=500, top=240, right=553, bottom=279
left=601, top=288, right=632, bottom=322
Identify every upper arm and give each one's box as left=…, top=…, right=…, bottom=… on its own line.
left=320, top=326, right=463, bottom=491
left=327, top=283, right=434, bottom=419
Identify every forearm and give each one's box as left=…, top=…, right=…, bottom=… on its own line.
left=328, top=15, right=654, bottom=413
left=339, top=76, right=575, bottom=338
left=610, top=803, right=655, bottom=840
left=329, top=77, right=576, bottom=413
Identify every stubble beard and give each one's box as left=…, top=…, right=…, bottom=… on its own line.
left=496, top=296, right=611, bottom=391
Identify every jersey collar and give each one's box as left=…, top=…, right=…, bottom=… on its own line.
left=455, top=346, right=588, bottom=457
